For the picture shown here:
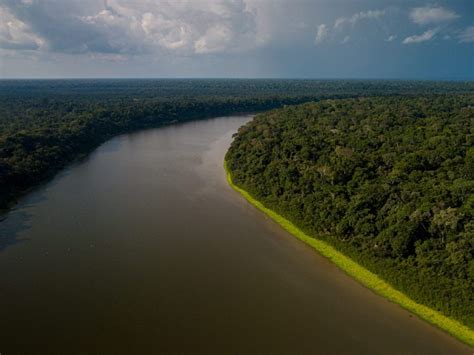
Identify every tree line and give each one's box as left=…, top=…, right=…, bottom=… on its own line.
left=226, top=95, right=474, bottom=328
left=1, top=79, right=473, bottom=211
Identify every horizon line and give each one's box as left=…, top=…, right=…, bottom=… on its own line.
left=1, top=77, right=473, bottom=82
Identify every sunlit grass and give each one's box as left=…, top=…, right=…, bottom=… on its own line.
left=224, top=160, right=474, bottom=347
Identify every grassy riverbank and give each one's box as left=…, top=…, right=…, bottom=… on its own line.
left=224, top=161, right=474, bottom=346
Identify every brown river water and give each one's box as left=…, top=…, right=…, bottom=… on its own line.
left=0, top=115, right=471, bottom=354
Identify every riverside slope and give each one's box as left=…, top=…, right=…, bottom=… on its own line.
left=224, top=161, right=474, bottom=347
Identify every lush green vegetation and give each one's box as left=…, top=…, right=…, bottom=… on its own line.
left=225, top=162, right=474, bottom=346
left=1, top=79, right=473, bottom=342
left=225, top=96, right=474, bottom=332
left=3, top=79, right=472, bottom=211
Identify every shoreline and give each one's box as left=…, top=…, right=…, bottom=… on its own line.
left=224, top=160, right=474, bottom=347
left=0, top=111, right=262, bottom=217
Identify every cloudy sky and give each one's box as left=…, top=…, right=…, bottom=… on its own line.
left=0, top=0, right=472, bottom=79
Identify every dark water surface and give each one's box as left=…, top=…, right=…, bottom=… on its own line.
left=0, top=116, right=471, bottom=354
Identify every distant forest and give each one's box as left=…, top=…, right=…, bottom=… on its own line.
left=226, top=95, right=474, bottom=327
left=1, top=79, right=473, bottom=212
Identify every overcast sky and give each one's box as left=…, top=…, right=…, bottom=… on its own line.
left=0, top=0, right=472, bottom=79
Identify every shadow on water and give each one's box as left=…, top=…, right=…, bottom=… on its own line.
left=0, top=117, right=243, bottom=253
left=0, top=208, right=32, bottom=251
left=0, top=137, right=122, bottom=252
left=0, top=185, right=51, bottom=252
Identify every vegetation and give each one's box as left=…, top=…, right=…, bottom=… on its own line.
left=3, top=79, right=472, bottom=211
left=225, top=161, right=474, bottom=346
left=225, top=96, right=474, bottom=335
left=1, top=79, right=473, bottom=343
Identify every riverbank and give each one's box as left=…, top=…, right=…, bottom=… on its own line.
left=0, top=91, right=323, bottom=214
left=224, top=161, right=474, bottom=347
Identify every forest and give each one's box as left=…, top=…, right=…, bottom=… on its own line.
left=226, top=95, right=474, bottom=328
left=3, top=79, right=472, bottom=212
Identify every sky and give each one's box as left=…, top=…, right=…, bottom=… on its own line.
left=0, top=0, right=472, bottom=79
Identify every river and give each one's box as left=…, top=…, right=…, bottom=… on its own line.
left=0, top=115, right=470, bottom=354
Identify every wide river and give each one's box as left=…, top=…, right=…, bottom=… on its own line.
left=0, top=115, right=471, bottom=354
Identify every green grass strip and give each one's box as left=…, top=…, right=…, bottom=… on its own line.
left=224, top=160, right=474, bottom=347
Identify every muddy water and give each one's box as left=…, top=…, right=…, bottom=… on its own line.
left=0, top=115, right=470, bottom=354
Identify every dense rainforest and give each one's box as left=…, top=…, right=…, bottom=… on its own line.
left=2, top=79, right=472, bottom=212
left=226, top=95, right=474, bottom=328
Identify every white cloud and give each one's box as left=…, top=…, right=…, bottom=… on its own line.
left=458, top=26, right=474, bottom=43
left=195, top=24, right=233, bottom=54
left=403, top=29, right=437, bottom=44
left=0, top=1, right=466, bottom=63
left=409, top=6, right=459, bottom=25
left=2, top=0, right=259, bottom=56
left=315, top=24, right=328, bottom=45
left=0, top=7, right=45, bottom=50
left=334, top=17, right=345, bottom=29
left=320, top=9, right=386, bottom=45
left=334, top=9, right=385, bottom=29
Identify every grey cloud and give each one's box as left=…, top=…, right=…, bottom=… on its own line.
left=1, top=0, right=122, bottom=54
left=0, top=0, right=258, bottom=55
left=0, top=5, right=44, bottom=50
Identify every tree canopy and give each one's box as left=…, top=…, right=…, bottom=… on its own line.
left=226, top=95, right=474, bottom=327
left=4, top=79, right=471, bottom=211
